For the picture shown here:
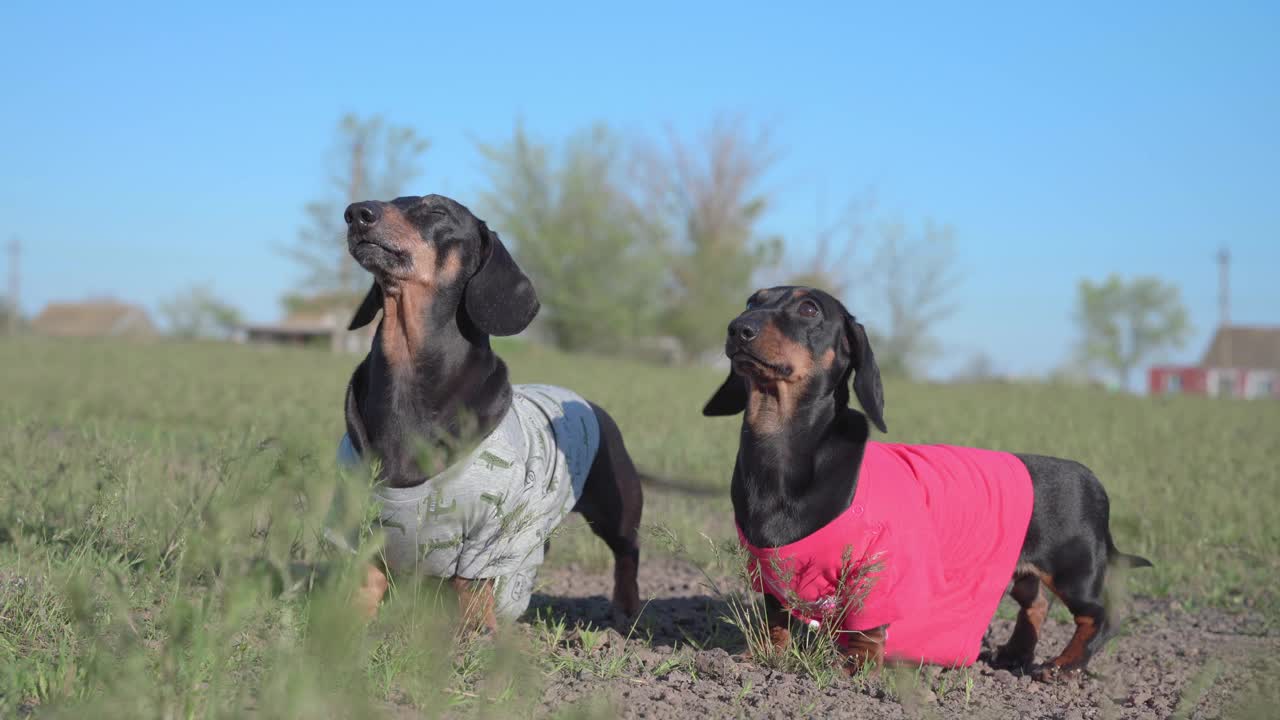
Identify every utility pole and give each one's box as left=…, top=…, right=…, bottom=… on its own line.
left=1217, top=247, right=1231, bottom=369
left=5, top=235, right=18, bottom=335
left=337, top=132, right=366, bottom=300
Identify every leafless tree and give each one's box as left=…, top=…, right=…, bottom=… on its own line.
left=786, top=189, right=877, bottom=297
left=952, top=351, right=1002, bottom=383
left=283, top=114, right=429, bottom=307
left=863, top=218, right=961, bottom=377
left=639, top=116, right=783, bottom=356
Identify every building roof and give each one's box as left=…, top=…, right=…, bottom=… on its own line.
left=240, top=308, right=377, bottom=338
left=1200, top=325, right=1280, bottom=370
left=32, top=300, right=156, bottom=338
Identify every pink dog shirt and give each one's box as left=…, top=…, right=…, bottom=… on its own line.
left=738, top=442, right=1034, bottom=667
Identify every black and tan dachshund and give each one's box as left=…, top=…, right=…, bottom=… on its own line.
left=702, top=285, right=1151, bottom=681
left=339, top=194, right=642, bottom=632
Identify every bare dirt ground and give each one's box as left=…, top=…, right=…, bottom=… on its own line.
left=521, top=557, right=1278, bottom=720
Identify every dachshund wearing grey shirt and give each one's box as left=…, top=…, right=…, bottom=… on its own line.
left=335, top=194, right=643, bottom=633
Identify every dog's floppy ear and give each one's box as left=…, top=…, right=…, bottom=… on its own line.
left=702, top=372, right=748, bottom=416
left=841, top=313, right=887, bottom=433
left=343, top=360, right=372, bottom=457
left=347, top=281, right=384, bottom=330
left=463, top=223, right=539, bottom=336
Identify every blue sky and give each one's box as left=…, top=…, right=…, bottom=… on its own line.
left=2, top=1, right=1277, bottom=378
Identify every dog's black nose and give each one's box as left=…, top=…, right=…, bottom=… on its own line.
left=344, top=201, right=381, bottom=228
left=729, top=317, right=760, bottom=343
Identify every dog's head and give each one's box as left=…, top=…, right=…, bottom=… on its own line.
left=344, top=194, right=539, bottom=337
left=701, top=286, right=886, bottom=433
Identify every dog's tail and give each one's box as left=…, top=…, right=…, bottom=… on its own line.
left=1107, top=538, right=1154, bottom=569
left=637, top=471, right=722, bottom=498
left=1111, top=552, right=1153, bottom=569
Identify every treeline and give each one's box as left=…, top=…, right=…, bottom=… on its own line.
left=285, top=113, right=961, bottom=374
left=156, top=112, right=1195, bottom=387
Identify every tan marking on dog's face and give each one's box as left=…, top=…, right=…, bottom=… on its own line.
left=374, top=222, right=466, bottom=372
left=377, top=204, right=419, bottom=247
left=378, top=289, right=430, bottom=372
left=372, top=205, right=463, bottom=290
left=438, top=247, right=463, bottom=285
left=375, top=206, right=434, bottom=284
left=759, top=324, right=813, bottom=376
left=742, top=323, right=817, bottom=435
left=745, top=378, right=814, bottom=435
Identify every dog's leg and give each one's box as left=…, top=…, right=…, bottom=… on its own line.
left=1015, top=454, right=1130, bottom=682
left=450, top=576, right=499, bottom=636
left=842, top=625, right=887, bottom=677
left=356, top=564, right=389, bottom=620
left=764, top=592, right=792, bottom=652
left=1031, top=567, right=1111, bottom=682
left=573, top=405, right=643, bottom=623
left=992, top=571, right=1048, bottom=671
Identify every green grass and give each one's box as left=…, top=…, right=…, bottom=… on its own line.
left=1, top=336, right=1278, bottom=717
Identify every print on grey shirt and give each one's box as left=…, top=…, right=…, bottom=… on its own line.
left=332, top=384, right=600, bottom=620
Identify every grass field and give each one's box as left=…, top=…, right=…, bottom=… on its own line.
left=2, top=336, right=1277, bottom=717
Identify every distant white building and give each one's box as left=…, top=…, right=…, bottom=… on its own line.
left=237, top=293, right=375, bottom=354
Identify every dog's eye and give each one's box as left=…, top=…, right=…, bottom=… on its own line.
left=746, top=297, right=759, bottom=309
left=410, top=205, right=448, bottom=220
left=797, top=300, right=820, bottom=318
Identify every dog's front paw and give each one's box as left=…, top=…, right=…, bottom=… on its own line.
left=988, top=643, right=1035, bottom=673
left=840, top=644, right=884, bottom=679
left=840, top=626, right=886, bottom=678
left=355, top=565, right=389, bottom=620
left=841, top=655, right=882, bottom=679
left=611, top=585, right=642, bottom=622
left=610, top=604, right=641, bottom=631
left=1030, top=662, right=1083, bottom=683
left=768, top=626, right=792, bottom=653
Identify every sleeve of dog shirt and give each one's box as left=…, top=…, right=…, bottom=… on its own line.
left=452, top=490, right=546, bottom=582
left=450, top=438, right=547, bottom=584
left=452, top=385, right=597, bottom=585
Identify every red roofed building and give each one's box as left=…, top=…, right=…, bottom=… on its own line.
left=1149, top=326, right=1280, bottom=399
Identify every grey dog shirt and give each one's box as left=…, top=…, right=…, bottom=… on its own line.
left=334, top=384, right=599, bottom=619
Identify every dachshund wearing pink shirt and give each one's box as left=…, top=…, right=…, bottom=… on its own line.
left=703, top=286, right=1152, bottom=682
